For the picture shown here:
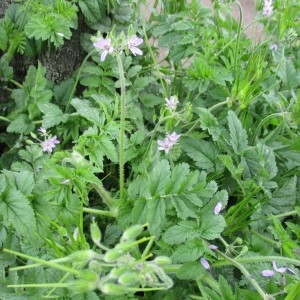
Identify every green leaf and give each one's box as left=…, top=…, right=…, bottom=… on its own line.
left=176, top=261, right=205, bottom=280
left=147, top=197, right=166, bottom=237
left=196, top=107, right=222, bottom=141
left=97, top=135, right=118, bottom=163
left=14, top=171, right=35, bottom=196
left=149, top=160, right=171, bottom=196
left=276, top=58, right=299, bottom=90
left=133, top=77, right=154, bottom=92
left=163, top=220, right=200, bottom=245
left=219, top=275, right=235, bottom=300
left=171, top=239, right=204, bottom=263
left=54, top=78, right=75, bottom=105
left=0, top=174, right=6, bottom=195
left=0, top=189, right=37, bottom=241
left=79, top=0, right=105, bottom=23
left=181, top=137, right=220, bottom=172
left=39, top=103, right=67, bottom=128
left=170, top=196, right=197, bottom=219
left=200, top=214, right=226, bottom=240
left=165, top=163, right=190, bottom=194
left=71, top=98, right=104, bottom=125
left=227, top=111, right=248, bottom=154
left=0, top=20, right=8, bottom=51
left=7, top=114, right=34, bottom=134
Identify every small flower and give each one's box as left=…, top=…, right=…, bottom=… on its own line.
left=209, top=244, right=218, bottom=250
left=270, top=43, right=278, bottom=51
left=93, top=38, right=114, bottom=61
left=200, top=258, right=210, bottom=270
left=166, top=132, right=181, bottom=145
left=157, top=132, right=180, bottom=154
left=262, top=270, right=275, bottom=277
left=128, top=35, right=143, bottom=56
left=157, top=137, right=173, bottom=154
left=56, top=32, right=65, bottom=37
left=38, top=127, right=46, bottom=135
left=165, top=96, right=179, bottom=110
left=61, top=179, right=71, bottom=185
left=272, top=261, right=287, bottom=273
left=214, top=202, right=222, bottom=215
left=41, top=135, right=60, bottom=154
left=263, top=0, right=273, bottom=17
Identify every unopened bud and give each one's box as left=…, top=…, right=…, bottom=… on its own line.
left=100, top=282, right=128, bottom=295
left=152, top=256, right=172, bottom=266
left=90, top=220, right=102, bottom=244
left=120, top=224, right=144, bottom=242
left=79, top=269, right=99, bottom=282
left=118, top=272, right=140, bottom=286
left=69, top=250, right=96, bottom=262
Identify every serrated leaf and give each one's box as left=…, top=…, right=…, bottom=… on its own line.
left=181, top=137, right=220, bottom=172
left=149, top=160, right=171, bottom=196
left=71, top=98, right=104, bottom=125
left=14, top=171, right=35, bottom=196
left=196, top=107, right=222, bottom=140
left=79, top=0, right=105, bottom=23
left=131, top=197, right=148, bottom=225
left=39, top=103, right=67, bottom=128
left=0, top=21, right=8, bottom=51
left=0, top=189, right=37, bottom=241
left=147, top=197, right=165, bottom=237
left=54, top=78, right=75, bottom=104
left=98, top=135, right=118, bottom=163
left=163, top=220, right=200, bottom=244
left=171, top=239, right=204, bottom=263
left=227, top=111, right=248, bottom=154
left=0, top=174, right=6, bottom=195
left=127, top=65, right=142, bottom=78
left=219, top=275, right=235, bottom=300
left=170, top=196, right=197, bottom=219
left=133, top=76, right=154, bottom=92
left=200, top=215, right=226, bottom=240
left=176, top=261, right=205, bottom=280
left=277, top=58, right=299, bottom=90
left=7, top=114, right=34, bottom=134
left=165, top=163, right=190, bottom=194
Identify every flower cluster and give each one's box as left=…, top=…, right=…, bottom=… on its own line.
left=93, top=34, right=143, bottom=61
left=157, top=132, right=180, bottom=154
left=262, top=0, right=273, bottom=17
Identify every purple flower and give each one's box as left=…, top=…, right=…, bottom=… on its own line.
left=200, top=258, right=210, bottom=270
left=157, top=137, right=173, bottom=154
left=272, top=261, right=287, bottom=273
left=166, top=132, right=181, bottom=145
left=270, top=43, right=278, bottom=51
left=263, top=0, right=273, bottom=17
left=165, top=96, right=179, bottom=110
left=262, top=270, right=275, bottom=277
left=38, top=127, right=46, bottom=135
left=157, top=132, right=180, bottom=154
left=209, top=244, right=218, bottom=250
left=214, top=202, right=222, bottom=215
left=93, top=38, right=114, bottom=61
left=128, top=35, right=143, bottom=56
left=41, top=136, right=60, bottom=154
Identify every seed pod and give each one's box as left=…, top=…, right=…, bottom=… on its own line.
left=104, top=248, right=124, bottom=262
left=100, top=282, right=129, bottom=295
left=109, top=265, right=128, bottom=279
left=69, top=279, right=97, bottom=293
left=89, top=260, right=102, bottom=273
left=120, top=224, right=144, bottom=242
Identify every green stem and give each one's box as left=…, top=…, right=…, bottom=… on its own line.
left=233, top=1, right=243, bottom=76
left=7, top=283, right=70, bottom=288
left=83, top=207, right=116, bottom=217
left=267, top=210, right=297, bottom=220
left=0, top=116, right=10, bottom=122
left=216, top=250, right=268, bottom=299
left=250, top=229, right=281, bottom=248
left=92, top=183, right=115, bottom=209
left=3, top=249, right=80, bottom=276
left=116, top=54, right=126, bottom=201
left=65, top=49, right=97, bottom=113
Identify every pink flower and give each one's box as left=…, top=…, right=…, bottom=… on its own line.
left=200, top=258, right=210, bottom=270
left=157, top=137, right=173, bottom=154
left=262, top=270, right=275, bottom=277
left=263, top=0, right=273, bottom=17
left=209, top=244, right=218, bottom=250
left=38, top=127, right=46, bottom=135
left=157, top=132, right=181, bottom=154
left=270, top=43, right=278, bottom=51
left=214, top=202, right=222, bottom=215
left=41, top=136, right=60, bottom=154
left=128, top=35, right=143, bottom=56
left=165, top=96, right=179, bottom=110
left=93, top=38, right=114, bottom=61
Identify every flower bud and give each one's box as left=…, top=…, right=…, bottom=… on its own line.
left=79, top=269, right=99, bottom=282
left=90, top=220, right=102, bottom=245
left=152, top=256, right=172, bottom=266
left=69, top=279, right=97, bottom=293
left=69, top=250, right=96, bottom=262
left=109, top=265, right=128, bottom=279
left=120, top=224, right=144, bottom=242
left=89, top=260, right=102, bottom=273
left=118, top=272, right=140, bottom=286
left=104, top=248, right=124, bottom=262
